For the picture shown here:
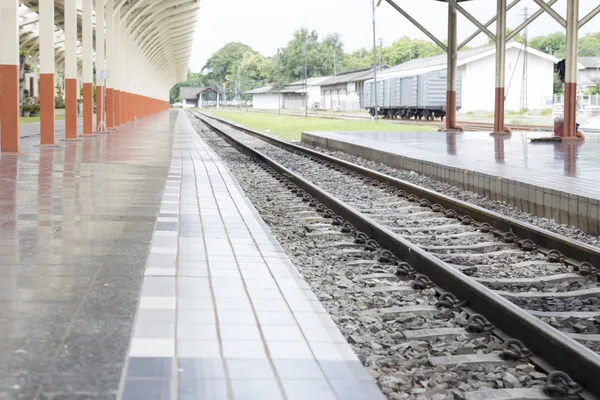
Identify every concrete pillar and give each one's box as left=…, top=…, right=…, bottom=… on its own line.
left=492, top=0, right=510, bottom=135
left=564, top=0, right=580, bottom=139
left=64, top=0, right=79, bottom=140
left=95, top=0, right=106, bottom=132
left=82, top=0, right=94, bottom=135
left=0, top=0, right=20, bottom=152
left=106, top=0, right=114, bottom=129
left=443, top=2, right=461, bottom=132
left=40, top=0, right=56, bottom=145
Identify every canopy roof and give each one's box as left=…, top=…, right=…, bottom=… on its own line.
left=18, top=0, right=200, bottom=82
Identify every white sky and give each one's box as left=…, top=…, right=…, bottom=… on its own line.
left=189, top=0, right=599, bottom=72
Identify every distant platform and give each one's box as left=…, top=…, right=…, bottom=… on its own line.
left=302, top=130, right=600, bottom=235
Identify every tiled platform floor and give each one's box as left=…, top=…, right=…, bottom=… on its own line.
left=0, top=110, right=383, bottom=400
left=120, top=112, right=384, bottom=400
left=305, top=130, right=600, bottom=199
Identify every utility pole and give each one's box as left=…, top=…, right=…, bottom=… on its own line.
left=371, top=0, right=378, bottom=120
left=379, top=38, right=383, bottom=69
left=277, top=48, right=281, bottom=115
left=304, top=35, right=308, bottom=118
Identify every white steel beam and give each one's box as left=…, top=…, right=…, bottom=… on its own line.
left=531, top=0, right=566, bottom=28
left=384, top=0, right=447, bottom=52
left=447, top=0, right=495, bottom=42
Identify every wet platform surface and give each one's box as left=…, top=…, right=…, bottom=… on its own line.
left=306, top=130, right=600, bottom=200
left=0, top=110, right=383, bottom=400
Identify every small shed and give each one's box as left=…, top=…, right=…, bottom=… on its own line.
left=276, top=76, right=331, bottom=110
left=179, top=87, right=224, bottom=108
left=245, top=85, right=281, bottom=110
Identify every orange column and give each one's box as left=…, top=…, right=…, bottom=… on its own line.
left=114, top=89, right=121, bottom=127
left=106, top=88, right=114, bottom=129
left=40, top=74, right=56, bottom=144
left=65, top=79, right=78, bottom=139
left=83, top=83, right=93, bottom=135
left=0, top=64, right=20, bottom=152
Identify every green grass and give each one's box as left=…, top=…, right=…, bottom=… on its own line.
left=20, top=115, right=65, bottom=124
left=209, top=111, right=436, bottom=141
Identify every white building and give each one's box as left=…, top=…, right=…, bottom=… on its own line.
left=578, top=57, right=600, bottom=91
left=319, top=67, right=387, bottom=112
left=246, top=85, right=281, bottom=110
left=247, top=76, right=331, bottom=110
left=377, top=42, right=559, bottom=112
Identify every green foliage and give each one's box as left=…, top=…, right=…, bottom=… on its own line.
left=587, top=84, right=600, bottom=95
left=383, top=37, right=444, bottom=66
left=278, top=29, right=344, bottom=83
left=528, top=32, right=566, bottom=59
left=541, top=108, right=553, bottom=115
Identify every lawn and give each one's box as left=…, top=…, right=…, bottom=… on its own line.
left=20, top=115, right=65, bottom=124
left=209, top=110, right=436, bottom=141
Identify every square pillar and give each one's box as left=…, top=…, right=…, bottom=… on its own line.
left=0, top=0, right=20, bottom=152
left=564, top=0, right=580, bottom=140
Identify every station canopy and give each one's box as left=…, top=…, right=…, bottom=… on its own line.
left=17, top=0, right=200, bottom=82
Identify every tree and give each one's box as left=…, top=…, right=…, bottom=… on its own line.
left=384, top=37, right=444, bottom=66
left=528, top=32, right=566, bottom=58
left=579, top=32, right=600, bottom=57
left=487, top=28, right=524, bottom=45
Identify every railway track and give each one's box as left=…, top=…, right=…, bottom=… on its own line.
left=242, top=108, right=600, bottom=133
left=189, top=111, right=600, bottom=399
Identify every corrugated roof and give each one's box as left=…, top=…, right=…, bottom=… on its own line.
left=320, top=67, right=385, bottom=86
left=579, top=57, right=600, bottom=69
left=287, top=76, right=332, bottom=86
left=246, top=85, right=274, bottom=94
left=180, top=87, right=224, bottom=99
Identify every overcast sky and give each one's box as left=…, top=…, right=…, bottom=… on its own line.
left=189, top=0, right=599, bottom=72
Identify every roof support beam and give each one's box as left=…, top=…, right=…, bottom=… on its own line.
left=531, top=0, right=566, bottom=28
left=507, top=0, right=558, bottom=41
left=458, top=0, right=520, bottom=49
left=447, top=0, right=495, bottom=42
left=384, top=0, right=447, bottom=52
left=579, top=3, right=600, bottom=29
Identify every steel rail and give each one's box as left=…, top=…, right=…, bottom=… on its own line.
left=193, top=111, right=600, bottom=398
left=201, top=112, right=600, bottom=268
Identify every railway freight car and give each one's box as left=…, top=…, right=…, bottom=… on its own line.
left=363, top=69, right=462, bottom=120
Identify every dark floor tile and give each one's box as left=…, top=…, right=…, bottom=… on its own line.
left=126, top=358, right=172, bottom=379
left=122, top=379, right=171, bottom=400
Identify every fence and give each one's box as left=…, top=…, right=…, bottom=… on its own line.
left=200, top=100, right=251, bottom=108
left=552, top=94, right=600, bottom=107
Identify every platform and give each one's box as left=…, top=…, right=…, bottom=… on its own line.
left=302, top=130, right=600, bottom=235
left=0, top=110, right=383, bottom=400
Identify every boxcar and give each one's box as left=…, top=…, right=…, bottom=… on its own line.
left=364, top=69, right=462, bottom=120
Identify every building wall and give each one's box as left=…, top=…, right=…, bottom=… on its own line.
left=579, top=68, right=600, bottom=89
left=252, top=93, right=282, bottom=110
left=321, top=82, right=360, bottom=111
left=461, top=47, right=555, bottom=112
